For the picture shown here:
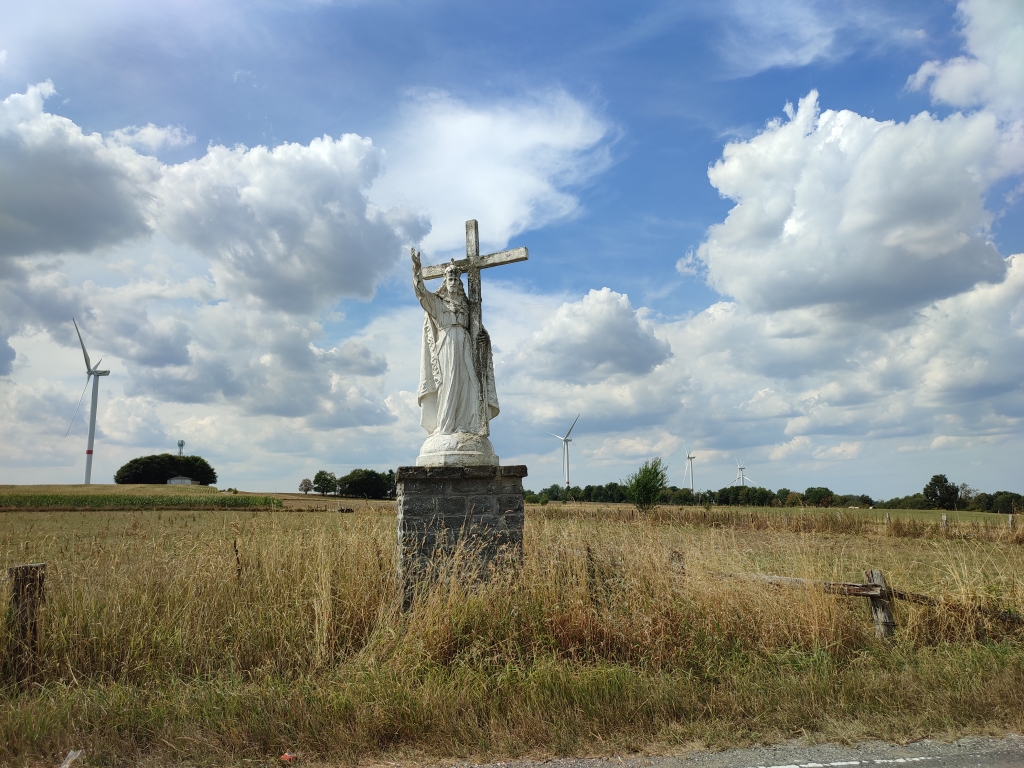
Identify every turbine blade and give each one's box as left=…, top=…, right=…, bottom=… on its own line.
left=72, top=318, right=92, bottom=372
left=563, top=413, right=581, bottom=439
left=64, top=375, right=92, bottom=438
left=546, top=432, right=566, bottom=440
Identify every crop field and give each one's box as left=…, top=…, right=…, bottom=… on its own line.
left=0, top=484, right=281, bottom=511
left=1, top=502, right=1022, bottom=766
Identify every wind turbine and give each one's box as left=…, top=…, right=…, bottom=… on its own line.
left=67, top=319, right=110, bottom=484
left=547, top=414, right=580, bottom=489
left=682, top=447, right=696, bottom=492
left=733, top=458, right=755, bottom=487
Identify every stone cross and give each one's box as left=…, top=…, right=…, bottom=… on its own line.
left=420, top=220, right=528, bottom=435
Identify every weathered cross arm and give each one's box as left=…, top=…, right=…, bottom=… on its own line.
left=420, top=247, right=528, bottom=281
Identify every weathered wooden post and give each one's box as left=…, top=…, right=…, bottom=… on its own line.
left=1010, top=514, right=1015, bottom=530
left=885, top=511, right=891, bottom=525
left=941, top=513, right=947, bottom=531
left=865, top=568, right=895, bottom=639
left=7, top=563, right=46, bottom=685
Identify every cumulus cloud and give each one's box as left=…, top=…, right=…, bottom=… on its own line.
left=0, top=81, right=158, bottom=258
left=908, top=0, right=1024, bottom=122
left=156, top=135, right=428, bottom=311
left=698, top=90, right=1019, bottom=318
left=371, top=90, right=612, bottom=255
left=507, top=288, right=671, bottom=384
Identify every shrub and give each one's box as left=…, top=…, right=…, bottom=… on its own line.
left=114, top=454, right=217, bottom=485
left=624, top=457, right=668, bottom=514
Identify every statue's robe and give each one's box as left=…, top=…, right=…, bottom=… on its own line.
left=416, top=289, right=499, bottom=435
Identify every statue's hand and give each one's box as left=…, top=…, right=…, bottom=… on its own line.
left=411, top=249, right=422, bottom=273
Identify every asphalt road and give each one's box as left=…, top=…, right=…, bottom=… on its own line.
left=466, top=736, right=1024, bottom=768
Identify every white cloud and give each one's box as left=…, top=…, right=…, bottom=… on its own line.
left=769, top=435, right=813, bottom=460
left=108, top=123, right=195, bottom=153
left=156, top=134, right=428, bottom=312
left=718, top=0, right=925, bottom=78
left=0, top=81, right=158, bottom=258
left=99, top=396, right=167, bottom=445
left=699, top=90, right=1020, bottom=318
left=908, top=0, right=1024, bottom=122
left=507, top=288, right=671, bottom=384
left=813, top=440, right=862, bottom=460
left=371, top=89, right=612, bottom=255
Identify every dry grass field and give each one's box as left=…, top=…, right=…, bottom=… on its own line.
left=1, top=502, right=1022, bottom=766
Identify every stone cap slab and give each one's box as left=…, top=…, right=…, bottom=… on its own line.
left=396, top=465, right=528, bottom=481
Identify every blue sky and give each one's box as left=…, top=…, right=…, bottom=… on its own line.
left=1, top=0, right=1022, bottom=497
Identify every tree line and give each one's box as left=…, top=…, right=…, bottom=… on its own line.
left=299, top=469, right=395, bottom=499
left=525, top=470, right=1021, bottom=513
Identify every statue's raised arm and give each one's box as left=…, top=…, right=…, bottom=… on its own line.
left=411, top=249, right=426, bottom=298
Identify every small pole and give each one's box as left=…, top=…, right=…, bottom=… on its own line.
left=7, top=563, right=46, bottom=685
left=885, top=511, right=891, bottom=525
left=1010, top=514, right=1015, bottom=530
left=865, top=568, right=895, bottom=639
left=941, top=513, right=947, bottom=531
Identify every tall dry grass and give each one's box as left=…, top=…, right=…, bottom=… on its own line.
left=1, top=507, right=1023, bottom=765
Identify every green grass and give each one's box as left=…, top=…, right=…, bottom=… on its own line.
left=0, top=484, right=220, bottom=495
left=0, top=506, right=1021, bottom=765
left=0, top=491, right=280, bottom=510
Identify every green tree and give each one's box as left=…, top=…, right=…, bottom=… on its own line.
left=337, top=468, right=390, bottom=499
left=803, top=487, right=835, bottom=507
left=298, top=478, right=313, bottom=494
left=923, top=474, right=959, bottom=510
left=624, top=457, right=668, bottom=514
left=114, top=454, right=217, bottom=485
left=312, top=470, right=337, bottom=496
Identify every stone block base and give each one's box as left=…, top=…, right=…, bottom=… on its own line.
left=396, top=464, right=527, bottom=593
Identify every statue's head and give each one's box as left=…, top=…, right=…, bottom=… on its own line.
left=443, top=260, right=463, bottom=296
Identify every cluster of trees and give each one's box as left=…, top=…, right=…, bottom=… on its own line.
left=114, top=454, right=217, bottom=485
left=299, top=469, right=395, bottom=499
left=526, top=481, right=872, bottom=508
left=878, top=474, right=1022, bottom=512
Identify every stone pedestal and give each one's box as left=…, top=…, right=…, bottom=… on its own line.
left=396, top=465, right=527, bottom=592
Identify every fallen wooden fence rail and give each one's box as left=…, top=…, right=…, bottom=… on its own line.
left=713, top=569, right=1024, bottom=636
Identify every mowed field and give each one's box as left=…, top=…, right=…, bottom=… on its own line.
left=1, top=499, right=1022, bottom=766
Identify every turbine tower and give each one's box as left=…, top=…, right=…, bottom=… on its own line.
left=71, top=319, right=110, bottom=484
left=547, top=414, right=580, bottom=489
left=683, top=448, right=696, bottom=492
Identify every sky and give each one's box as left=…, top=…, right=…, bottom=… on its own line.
left=1, top=0, right=1022, bottom=498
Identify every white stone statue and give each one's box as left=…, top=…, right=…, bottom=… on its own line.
left=411, top=220, right=527, bottom=466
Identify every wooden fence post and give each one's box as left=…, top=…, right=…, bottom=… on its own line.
left=865, top=568, right=895, bottom=639
left=6, top=563, right=46, bottom=685
left=885, top=511, right=891, bottom=525
left=941, top=513, right=947, bottom=530
left=1010, top=514, right=1015, bottom=530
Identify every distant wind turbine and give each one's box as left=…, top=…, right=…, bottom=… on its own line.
left=67, top=319, right=110, bottom=484
left=547, top=414, right=580, bottom=489
left=683, top=447, right=696, bottom=492
left=732, top=457, right=755, bottom=487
